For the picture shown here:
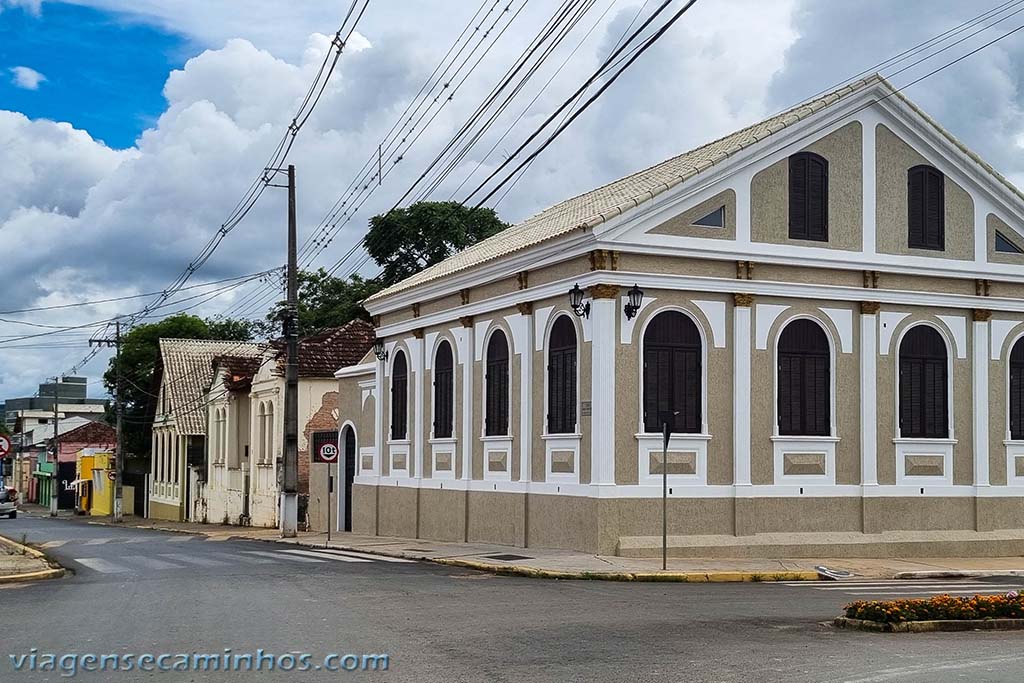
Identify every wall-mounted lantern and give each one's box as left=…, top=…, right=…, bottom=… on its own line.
left=569, top=283, right=590, bottom=319
left=624, top=284, right=644, bottom=320
left=373, top=338, right=388, bottom=362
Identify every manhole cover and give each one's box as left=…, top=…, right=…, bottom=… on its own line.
left=485, top=554, right=533, bottom=562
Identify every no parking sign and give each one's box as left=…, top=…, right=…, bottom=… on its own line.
left=0, top=435, right=9, bottom=458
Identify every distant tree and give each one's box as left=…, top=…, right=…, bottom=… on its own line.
left=0, top=422, right=9, bottom=437
left=103, top=314, right=254, bottom=457
left=365, top=201, right=509, bottom=286
left=263, top=270, right=383, bottom=337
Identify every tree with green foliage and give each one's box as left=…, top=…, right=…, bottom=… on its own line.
left=265, top=201, right=509, bottom=334
left=103, top=314, right=254, bottom=457
left=364, top=201, right=508, bottom=286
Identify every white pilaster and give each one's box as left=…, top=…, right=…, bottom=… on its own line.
left=462, top=323, right=474, bottom=481
left=733, top=297, right=752, bottom=486
left=411, top=336, right=424, bottom=481
left=862, top=115, right=877, bottom=255
left=519, top=310, right=534, bottom=482
left=374, top=357, right=384, bottom=476
left=860, top=308, right=878, bottom=486
left=591, top=297, right=617, bottom=486
left=973, top=315, right=990, bottom=487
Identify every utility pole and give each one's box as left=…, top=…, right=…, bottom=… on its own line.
left=281, top=164, right=299, bottom=537
left=90, top=320, right=124, bottom=522
left=49, top=377, right=60, bottom=517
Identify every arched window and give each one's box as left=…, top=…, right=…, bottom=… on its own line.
left=391, top=350, right=408, bottom=440
left=777, top=319, right=831, bottom=436
left=433, top=340, right=454, bottom=439
left=789, top=152, right=828, bottom=241
left=899, top=325, right=949, bottom=438
left=643, top=311, right=701, bottom=434
left=265, top=401, right=275, bottom=463
left=342, top=425, right=356, bottom=531
left=547, top=316, right=578, bottom=434
left=485, top=330, right=510, bottom=436
left=1010, top=338, right=1024, bottom=440
left=908, top=165, right=944, bottom=250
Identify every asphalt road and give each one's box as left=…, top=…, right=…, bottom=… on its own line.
left=2, top=513, right=1024, bottom=682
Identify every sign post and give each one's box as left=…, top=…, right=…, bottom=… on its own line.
left=661, top=421, right=670, bottom=572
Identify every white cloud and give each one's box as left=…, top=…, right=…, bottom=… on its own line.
left=0, top=0, right=40, bottom=15
left=7, top=0, right=1024, bottom=399
left=9, top=66, right=46, bottom=90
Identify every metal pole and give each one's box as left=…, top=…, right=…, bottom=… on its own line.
left=113, top=320, right=124, bottom=522
left=280, top=164, right=299, bottom=538
left=50, top=378, right=59, bottom=517
left=326, top=473, right=332, bottom=547
left=662, top=421, right=669, bottom=571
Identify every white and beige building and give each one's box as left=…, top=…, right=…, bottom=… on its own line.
left=338, top=75, right=1024, bottom=557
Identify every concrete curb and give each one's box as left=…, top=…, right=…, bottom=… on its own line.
left=894, top=570, right=1024, bottom=579
left=833, top=616, right=1024, bottom=633
left=0, top=534, right=66, bottom=583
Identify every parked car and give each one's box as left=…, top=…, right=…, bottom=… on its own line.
left=0, top=488, right=17, bottom=519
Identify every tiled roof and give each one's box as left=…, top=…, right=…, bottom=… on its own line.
left=213, top=355, right=264, bottom=392
left=55, top=420, right=116, bottom=446
left=159, top=339, right=266, bottom=435
left=367, top=74, right=1024, bottom=304
left=272, top=319, right=376, bottom=378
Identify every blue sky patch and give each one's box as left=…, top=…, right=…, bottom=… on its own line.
left=0, top=2, right=186, bottom=149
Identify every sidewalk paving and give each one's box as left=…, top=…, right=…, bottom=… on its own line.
left=46, top=508, right=1024, bottom=582
left=0, top=530, right=65, bottom=582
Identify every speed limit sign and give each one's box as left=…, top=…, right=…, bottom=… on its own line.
left=0, top=435, right=10, bottom=458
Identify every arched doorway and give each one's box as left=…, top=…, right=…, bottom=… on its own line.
left=341, top=425, right=356, bottom=532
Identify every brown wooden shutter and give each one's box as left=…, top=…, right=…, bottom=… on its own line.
left=898, top=326, right=948, bottom=438
left=433, top=341, right=454, bottom=438
left=789, top=152, right=828, bottom=242
left=485, top=331, right=510, bottom=436
left=642, top=311, right=702, bottom=434
left=777, top=319, right=830, bottom=436
left=909, top=166, right=944, bottom=250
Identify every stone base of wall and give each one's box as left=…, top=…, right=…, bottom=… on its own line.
left=249, top=491, right=278, bottom=528
left=353, top=484, right=1024, bottom=556
left=205, top=487, right=245, bottom=526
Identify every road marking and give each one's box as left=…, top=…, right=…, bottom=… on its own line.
left=83, top=538, right=114, bottom=545
left=158, top=554, right=228, bottom=567
left=841, top=588, right=1020, bottom=595
left=39, top=540, right=69, bottom=548
left=74, top=558, right=131, bottom=574
left=165, top=536, right=196, bottom=543
left=811, top=583, right=1011, bottom=591
left=213, top=552, right=276, bottom=564
left=277, top=549, right=371, bottom=563
left=242, top=550, right=326, bottom=564
left=124, top=537, right=153, bottom=543
left=842, top=653, right=1024, bottom=682
left=311, top=548, right=416, bottom=563
left=125, top=556, right=183, bottom=570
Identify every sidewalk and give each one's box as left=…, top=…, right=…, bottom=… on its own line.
left=0, top=532, right=65, bottom=583
left=56, top=510, right=1024, bottom=582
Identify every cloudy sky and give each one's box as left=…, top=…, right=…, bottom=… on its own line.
left=1, top=0, right=1023, bottom=399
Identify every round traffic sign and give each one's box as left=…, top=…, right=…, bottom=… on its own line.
left=0, top=435, right=10, bottom=458
left=107, top=470, right=116, bottom=481
left=318, top=442, right=339, bottom=463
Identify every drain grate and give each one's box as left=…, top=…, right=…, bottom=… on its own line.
left=485, top=553, right=533, bottom=562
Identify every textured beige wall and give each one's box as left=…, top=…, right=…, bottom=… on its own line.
left=750, top=300, right=861, bottom=485
left=877, top=273, right=976, bottom=297
left=418, top=488, right=466, bottom=542
left=615, top=291, right=733, bottom=486
left=467, top=491, right=525, bottom=545
left=527, top=494, right=598, bottom=552
left=618, top=254, right=736, bottom=278
left=737, top=497, right=862, bottom=534
left=863, top=497, right=975, bottom=532
left=148, top=500, right=182, bottom=522
left=351, top=484, right=377, bottom=535
left=753, top=264, right=862, bottom=288
left=750, top=122, right=863, bottom=251
left=875, top=309, right=973, bottom=486
left=987, top=213, right=1024, bottom=266
left=377, top=485, right=418, bottom=538
left=988, top=317, right=1024, bottom=485
left=647, top=189, right=737, bottom=240
left=875, top=124, right=974, bottom=260
left=530, top=299, right=592, bottom=484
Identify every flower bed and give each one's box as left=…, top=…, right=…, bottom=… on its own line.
left=844, top=591, right=1024, bottom=624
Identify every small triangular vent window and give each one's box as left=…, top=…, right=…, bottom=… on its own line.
left=995, top=230, right=1024, bottom=254
left=692, top=206, right=725, bottom=228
